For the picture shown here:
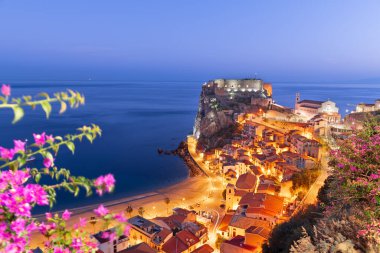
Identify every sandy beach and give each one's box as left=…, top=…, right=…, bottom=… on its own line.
left=30, top=174, right=215, bottom=248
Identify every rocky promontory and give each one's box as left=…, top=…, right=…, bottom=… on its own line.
left=193, top=78, right=274, bottom=149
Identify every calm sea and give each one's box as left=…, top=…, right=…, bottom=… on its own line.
left=0, top=81, right=379, bottom=212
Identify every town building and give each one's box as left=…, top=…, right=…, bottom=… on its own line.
left=92, top=228, right=129, bottom=253
left=162, top=230, right=201, bottom=253
left=238, top=193, right=285, bottom=225
left=119, top=242, right=157, bottom=253
left=294, top=93, right=340, bottom=122
left=220, top=236, right=258, bottom=253
left=128, top=216, right=164, bottom=250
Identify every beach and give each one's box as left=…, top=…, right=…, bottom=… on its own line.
left=30, top=174, right=215, bottom=248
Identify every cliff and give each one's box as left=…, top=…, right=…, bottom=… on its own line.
left=193, top=79, right=273, bottom=149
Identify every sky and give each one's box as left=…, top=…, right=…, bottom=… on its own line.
left=0, top=0, right=380, bottom=82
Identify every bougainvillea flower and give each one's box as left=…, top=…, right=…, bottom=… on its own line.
left=94, top=204, right=109, bottom=216
left=94, top=174, right=115, bottom=196
left=13, top=140, right=26, bottom=153
left=61, top=210, right=72, bottom=221
left=0, top=147, right=15, bottom=160
left=46, top=134, right=54, bottom=142
left=43, top=157, right=54, bottom=168
left=33, top=132, right=46, bottom=146
left=1, top=84, right=10, bottom=97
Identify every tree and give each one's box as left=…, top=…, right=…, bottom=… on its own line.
left=138, top=207, right=145, bottom=217
left=126, top=205, right=133, bottom=218
left=164, top=197, right=171, bottom=214
left=215, top=234, right=225, bottom=249
left=90, top=216, right=97, bottom=233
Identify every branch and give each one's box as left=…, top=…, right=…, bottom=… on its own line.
left=0, top=89, right=85, bottom=123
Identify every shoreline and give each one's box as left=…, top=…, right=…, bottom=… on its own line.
left=31, top=142, right=211, bottom=248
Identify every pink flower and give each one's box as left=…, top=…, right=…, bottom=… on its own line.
left=33, top=132, right=46, bottom=146
left=43, top=157, right=54, bottom=168
left=123, top=225, right=131, bottom=236
left=62, top=209, right=72, bottom=221
left=45, top=212, right=52, bottom=220
left=0, top=147, right=15, bottom=160
left=94, top=204, right=109, bottom=216
left=79, top=217, right=87, bottom=227
left=94, top=174, right=115, bottom=196
left=114, top=212, right=127, bottom=222
left=349, top=166, right=358, bottom=172
left=13, top=140, right=26, bottom=153
left=53, top=247, right=69, bottom=253
left=71, top=237, right=83, bottom=250
left=10, top=218, right=26, bottom=236
left=369, top=173, right=380, bottom=181
left=46, top=134, right=54, bottom=142
left=1, top=84, right=10, bottom=96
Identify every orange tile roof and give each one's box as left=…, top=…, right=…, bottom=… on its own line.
left=229, top=215, right=271, bottom=230
left=236, top=173, right=258, bottom=190
left=191, top=244, right=214, bottom=253
left=162, top=230, right=199, bottom=253
left=223, top=235, right=257, bottom=251
left=217, top=214, right=233, bottom=232
left=239, top=193, right=284, bottom=215
left=245, top=226, right=271, bottom=239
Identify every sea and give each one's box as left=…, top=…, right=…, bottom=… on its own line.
left=0, top=81, right=379, bottom=213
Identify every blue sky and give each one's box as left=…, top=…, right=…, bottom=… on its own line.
left=0, top=0, right=380, bottom=82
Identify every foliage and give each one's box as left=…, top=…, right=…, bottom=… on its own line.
left=0, top=85, right=129, bottom=252
left=262, top=205, right=321, bottom=253
left=264, top=118, right=380, bottom=252
left=125, top=205, right=133, bottom=218
left=215, top=234, right=225, bottom=249
left=138, top=207, right=145, bottom=217
left=164, top=197, right=170, bottom=214
left=328, top=118, right=380, bottom=241
left=0, top=85, right=85, bottom=124
left=291, top=168, right=321, bottom=191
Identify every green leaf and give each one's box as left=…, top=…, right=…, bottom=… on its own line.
left=74, top=186, right=80, bottom=197
left=59, top=101, right=67, bottom=114
left=12, top=106, right=24, bottom=124
left=23, top=96, right=32, bottom=102
left=40, top=101, right=52, bottom=118
left=45, top=151, right=54, bottom=160
left=85, top=133, right=93, bottom=143
left=66, top=142, right=75, bottom=154
left=35, top=173, right=41, bottom=183
left=17, top=156, right=27, bottom=167
left=38, top=92, right=50, bottom=99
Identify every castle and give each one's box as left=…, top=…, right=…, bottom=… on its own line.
left=355, top=99, right=380, bottom=113
left=203, top=79, right=273, bottom=99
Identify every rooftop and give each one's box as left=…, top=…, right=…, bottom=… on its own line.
left=222, top=235, right=257, bottom=251
left=245, top=226, right=271, bottom=239
left=162, top=230, right=199, bottom=253
left=298, top=99, right=324, bottom=105
left=128, top=216, right=162, bottom=236
left=119, top=242, right=157, bottom=253
left=191, top=244, right=214, bottom=253
left=236, top=173, right=258, bottom=190
left=229, top=215, right=271, bottom=230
